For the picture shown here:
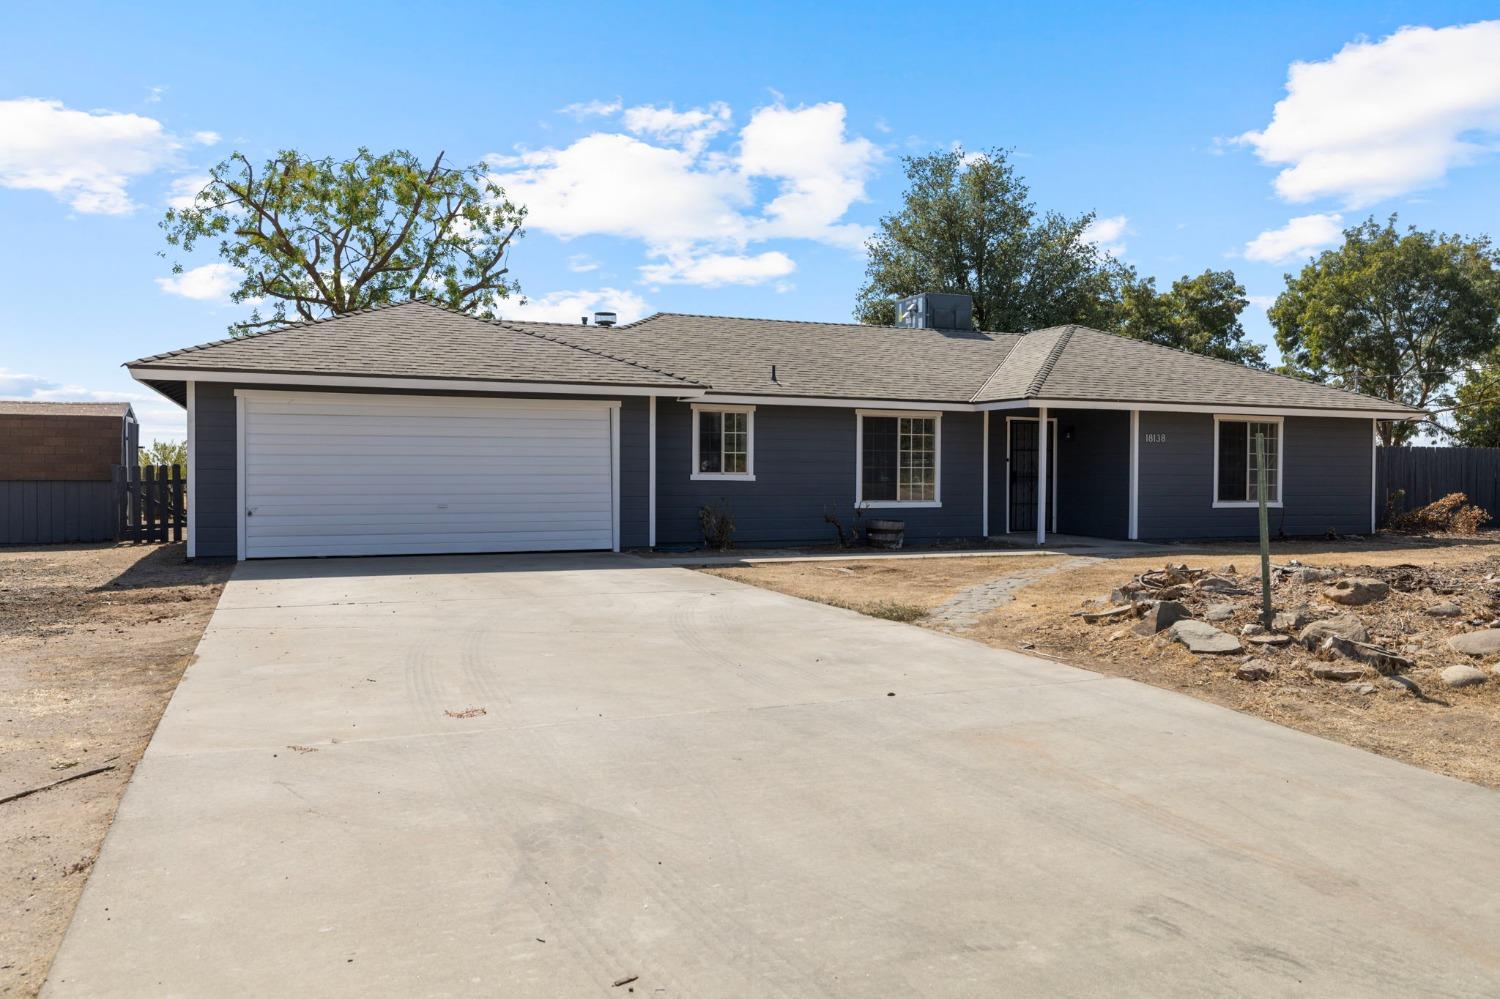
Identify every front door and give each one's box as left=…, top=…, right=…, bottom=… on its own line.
left=1008, top=419, right=1056, bottom=533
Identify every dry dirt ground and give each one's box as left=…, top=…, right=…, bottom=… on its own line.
left=704, top=536, right=1500, bottom=790
left=705, top=554, right=1066, bottom=621
left=0, top=543, right=232, bottom=997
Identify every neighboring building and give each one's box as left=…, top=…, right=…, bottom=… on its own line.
left=125, top=297, right=1421, bottom=560
left=0, top=401, right=138, bottom=544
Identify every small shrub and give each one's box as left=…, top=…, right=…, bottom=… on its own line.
left=823, top=509, right=863, bottom=548
left=699, top=501, right=736, bottom=550
left=865, top=601, right=927, bottom=623
left=1386, top=491, right=1491, bottom=535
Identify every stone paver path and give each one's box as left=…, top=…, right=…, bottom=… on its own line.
left=926, top=556, right=1100, bottom=631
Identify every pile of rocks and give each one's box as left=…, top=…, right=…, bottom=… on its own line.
left=1079, top=560, right=1500, bottom=693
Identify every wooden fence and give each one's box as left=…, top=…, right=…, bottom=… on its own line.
left=1376, top=446, right=1500, bottom=527
left=111, top=464, right=186, bottom=543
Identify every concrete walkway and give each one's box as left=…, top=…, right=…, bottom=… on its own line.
left=47, top=554, right=1500, bottom=997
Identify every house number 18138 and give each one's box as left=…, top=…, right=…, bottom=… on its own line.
left=1144, top=433, right=1167, bottom=444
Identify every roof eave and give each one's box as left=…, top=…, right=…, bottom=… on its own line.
left=125, top=365, right=705, bottom=398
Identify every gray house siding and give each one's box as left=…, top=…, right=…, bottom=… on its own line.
left=194, top=382, right=238, bottom=558
left=653, top=401, right=984, bottom=547
left=1136, top=411, right=1373, bottom=540
left=188, top=383, right=651, bottom=558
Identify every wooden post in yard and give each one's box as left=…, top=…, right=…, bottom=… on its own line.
left=1256, top=431, right=1273, bottom=629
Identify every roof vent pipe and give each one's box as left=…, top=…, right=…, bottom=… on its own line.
left=594, top=311, right=617, bottom=328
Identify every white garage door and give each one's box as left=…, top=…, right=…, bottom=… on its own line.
left=240, top=392, right=616, bottom=558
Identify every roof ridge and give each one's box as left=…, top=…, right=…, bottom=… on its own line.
left=490, top=321, right=702, bottom=386
left=642, top=311, right=1017, bottom=336
left=1025, top=326, right=1075, bottom=398
left=1062, top=324, right=1416, bottom=410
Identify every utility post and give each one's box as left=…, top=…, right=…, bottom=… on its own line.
left=1256, top=430, right=1273, bottom=629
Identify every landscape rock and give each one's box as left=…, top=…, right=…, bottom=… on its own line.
left=1298, top=614, right=1369, bottom=650
left=1204, top=602, right=1240, bottom=622
left=1132, top=600, right=1191, bottom=636
left=1309, top=663, right=1368, bottom=682
left=1343, top=682, right=1377, bottom=695
left=1235, top=659, right=1275, bottom=681
left=1220, top=564, right=1238, bottom=575
left=1273, top=606, right=1315, bottom=631
left=1446, top=630, right=1500, bottom=657
left=1197, top=576, right=1250, bottom=595
left=1288, top=567, right=1339, bottom=584
left=1426, top=601, right=1463, bottom=618
left=1319, top=636, right=1415, bottom=675
left=1323, top=577, right=1389, bottom=605
left=1246, top=633, right=1292, bottom=647
left=1240, top=623, right=1268, bottom=636
left=1109, top=584, right=1145, bottom=605
left=1168, top=620, right=1242, bottom=655
left=1441, top=664, right=1489, bottom=689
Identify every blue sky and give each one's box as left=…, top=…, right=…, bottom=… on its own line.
left=3, top=1, right=1499, bottom=443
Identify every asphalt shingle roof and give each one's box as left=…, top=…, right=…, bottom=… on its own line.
left=126, top=301, right=1422, bottom=416
left=127, top=302, right=700, bottom=389
left=0, top=401, right=133, bottom=417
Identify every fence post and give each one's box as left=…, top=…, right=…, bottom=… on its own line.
left=170, top=464, right=183, bottom=543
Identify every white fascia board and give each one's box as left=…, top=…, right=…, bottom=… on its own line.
left=128, top=366, right=698, bottom=398
left=981, top=398, right=1421, bottom=420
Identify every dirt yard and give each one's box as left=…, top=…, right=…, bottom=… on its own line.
left=705, top=554, right=1065, bottom=621
left=705, top=537, right=1500, bottom=790
left=0, top=543, right=232, bottom=997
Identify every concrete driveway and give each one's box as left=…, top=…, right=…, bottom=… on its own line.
left=47, top=554, right=1500, bottom=997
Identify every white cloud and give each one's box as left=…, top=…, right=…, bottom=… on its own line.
left=566, top=253, right=599, bottom=273
left=1243, top=213, right=1345, bottom=263
left=640, top=250, right=796, bottom=287
left=0, top=97, right=186, bottom=214
left=558, top=98, right=622, bottom=119
left=166, top=173, right=212, bottom=210
left=192, top=130, right=221, bottom=146
left=622, top=102, right=731, bottom=156
left=1082, top=214, right=1130, bottom=257
left=1238, top=20, right=1500, bottom=207
left=504, top=287, right=651, bottom=325
left=155, top=262, right=242, bottom=300
left=1245, top=294, right=1277, bottom=310
left=487, top=99, right=879, bottom=285
left=0, top=368, right=57, bottom=396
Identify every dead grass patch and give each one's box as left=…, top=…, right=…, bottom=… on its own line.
left=702, top=555, right=1065, bottom=621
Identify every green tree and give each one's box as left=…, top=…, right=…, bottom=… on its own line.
left=1451, top=351, right=1500, bottom=446
left=1270, top=215, right=1500, bottom=444
left=140, top=439, right=187, bottom=470
left=1112, top=268, right=1265, bottom=367
left=163, top=148, right=526, bottom=335
left=855, top=148, right=1124, bottom=331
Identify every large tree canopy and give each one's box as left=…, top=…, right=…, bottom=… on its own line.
left=162, top=148, right=526, bottom=335
left=1270, top=216, right=1500, bottom=444
left=854, top=148, right=1123, bottom=332
left=1111, top=268, right=1265, bottom=367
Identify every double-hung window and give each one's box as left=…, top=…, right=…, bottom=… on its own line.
left=857, top=411, right=940, bottom=506
left=692, top=405, right=755, bottom=480
left=1214, top=416, right=1282, bottom=507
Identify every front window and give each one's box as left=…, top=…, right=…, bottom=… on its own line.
left=860, top=413, right=938, bottom=505
left=692, top=406, right=754, bottom=479
left=1216, top=418, right=1281, bottom=505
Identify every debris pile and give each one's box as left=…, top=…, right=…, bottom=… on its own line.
left=1386, top=492, right=1490, bottom=536
left=1077, top=558, right=1500, bottom=694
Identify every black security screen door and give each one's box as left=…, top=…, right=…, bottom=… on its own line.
left=1008, top=420, right=1055, bottom=533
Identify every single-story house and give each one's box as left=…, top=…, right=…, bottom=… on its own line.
left=125, top=294, right=1421, bottom=559
left=0, top=400, right=139, bottom=544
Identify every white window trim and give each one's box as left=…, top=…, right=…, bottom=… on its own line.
left=1002, top=416, right=1058, bottom=534
left=1213, top=414, right=1285, bottom=509
left=690, top=403, right=756, bottom=481
left=855, top=409, right=942, bottom=509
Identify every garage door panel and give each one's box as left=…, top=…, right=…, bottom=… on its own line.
left=242, top=393, right=616, bottom=558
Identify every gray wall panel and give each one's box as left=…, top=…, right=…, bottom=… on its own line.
left=0, top=480, right=115, bottom=544
left=653, top=401, right=984, bottom=547
left=1137, top=412, right=1373, bottom=540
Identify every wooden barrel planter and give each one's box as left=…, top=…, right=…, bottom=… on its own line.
left=865, top=519, right=906, bottom=550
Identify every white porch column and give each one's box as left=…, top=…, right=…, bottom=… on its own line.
left=648, top=395, right=657, bottom=548
left=1128, top=409, right=1140, bottom=540
left=981, top=411, right=990, bottom=538
left=1036, top=405, right=1049, bottom=545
